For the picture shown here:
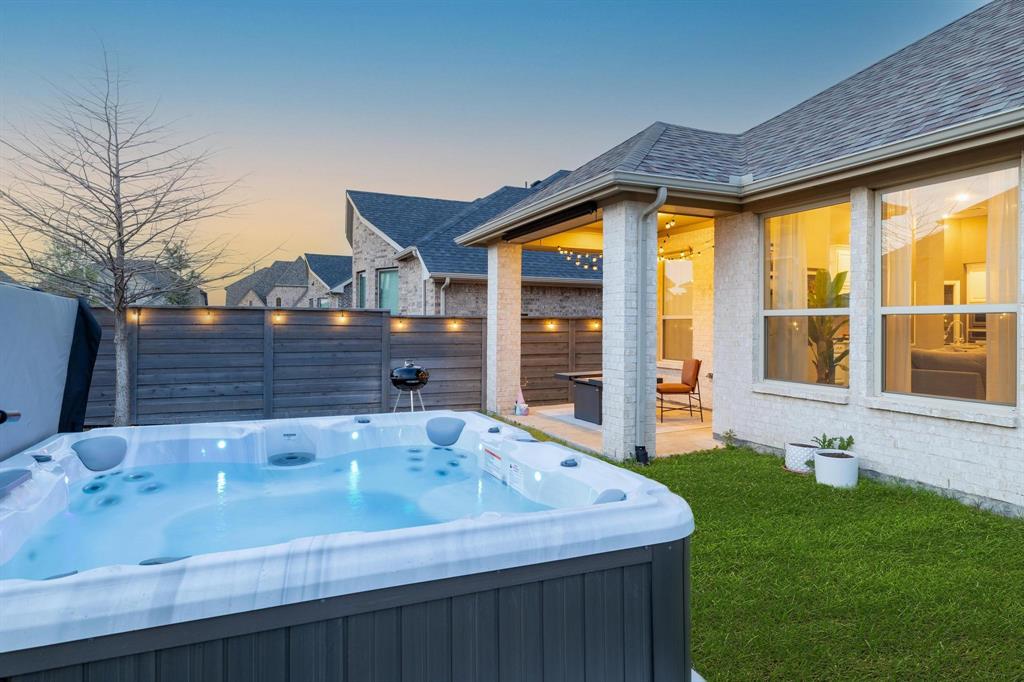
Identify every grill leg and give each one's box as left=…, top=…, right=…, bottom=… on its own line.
left=392, top=390, right=403, bottom=413
left=416, top=390, right=426, bottom=411
left=409, top=391, right=415, bottom=412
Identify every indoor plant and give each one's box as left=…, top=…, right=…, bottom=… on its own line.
left=810, top=433, right=857, bottom=488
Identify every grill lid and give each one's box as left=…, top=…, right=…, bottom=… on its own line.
left=390, top=361, right=429, bottom=391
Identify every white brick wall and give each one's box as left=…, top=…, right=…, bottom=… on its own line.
left=486, top=242, right=522, bottom=415
left=713, top=170, right=1024, bottom=512
left=602, top=200, right=658, bottom=461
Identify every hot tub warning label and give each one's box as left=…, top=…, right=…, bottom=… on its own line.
left=483, top=448, right=525, bottom=493
left=507, top=461, right=525, bottom=494
left=483, top=448, right=505, bottom=482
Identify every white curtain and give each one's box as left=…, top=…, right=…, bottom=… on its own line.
left=985, top=170, right=1019, bottom=404
left=882, top=191, right=914, bottom=393
left=770, top=214, right=811, bottom=381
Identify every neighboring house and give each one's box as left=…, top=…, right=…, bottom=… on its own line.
left=225, top=253, right=352, bottom=308
left=458, top=0, right=1024, bottom=514
left=344, top=172, right=602, bottom=316
left=0, top=270, right=19, bottom=285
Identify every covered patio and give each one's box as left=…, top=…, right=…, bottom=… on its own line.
left=458, top=163, right=740, bottom=461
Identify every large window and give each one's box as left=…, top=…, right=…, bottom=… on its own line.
left=376, top=269, right=398, bottom=313
left=880, top=166, right=1018, bottom=405
left=659, top=259, right=694, bottom=362
left=356, top=272, right=366, bottom=308
left=763, top=202, right=851, bottom=386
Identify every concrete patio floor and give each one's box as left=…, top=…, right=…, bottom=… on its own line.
left=508, top=403, right=715, bottom=457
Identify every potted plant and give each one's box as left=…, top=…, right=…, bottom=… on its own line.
left=784, top=442, right=817, bottom=474
left=810, top=434, right=857, bottom=488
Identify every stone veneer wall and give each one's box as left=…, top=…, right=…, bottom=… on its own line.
left=441, top=281, right=601, bottom=317
left=712, top=179, right=1024, bottom=514
left=351, top=215, right=400, bottom=308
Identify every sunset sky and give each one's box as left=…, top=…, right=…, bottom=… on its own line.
left=1, top=0, right=984, bottom=304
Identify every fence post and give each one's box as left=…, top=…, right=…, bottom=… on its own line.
left=263, top=310, right=274, bottom=418
left=380, top=311, right=391, bottom=412
left=480, top=316, right=487, bottom=411
left=129, top=309, right=139, bottom=425
left=567, top=318, right=577, bottom=403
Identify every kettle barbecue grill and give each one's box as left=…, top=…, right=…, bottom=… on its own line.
left=390, top=360, right=429, bottom=412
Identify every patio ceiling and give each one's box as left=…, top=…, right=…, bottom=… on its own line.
left=522, top=211, right=715, bottom=254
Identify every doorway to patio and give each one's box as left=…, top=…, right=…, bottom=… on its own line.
left=516, top=210, right=716, bottom=457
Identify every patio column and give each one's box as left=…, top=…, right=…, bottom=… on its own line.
left=601, top=199, right=658, bottom=461
left=486, top=241, right=522, bottom=415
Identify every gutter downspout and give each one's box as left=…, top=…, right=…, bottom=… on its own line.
left=439, top=277, right=451, bottom=315
left=634, top=187, right=667, bottom=464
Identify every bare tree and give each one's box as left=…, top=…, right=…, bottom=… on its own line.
left=0, top=56, right=253, bottom=425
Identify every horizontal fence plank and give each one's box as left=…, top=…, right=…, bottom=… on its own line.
left=85, top=308, right=600, bottom=426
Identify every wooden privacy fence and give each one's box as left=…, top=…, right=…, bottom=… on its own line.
left=85, top=308, right=603, bottom=426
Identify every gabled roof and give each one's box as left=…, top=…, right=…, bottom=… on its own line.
left=304, top=253, right=352, bottom=289
left=0, top=270, right=18, bottom=285
left=491, top=0, right=1024, bottom=223
left=225, top=257, right=307, bottom=306
left=347, top=191, right=470, bottom=249
left=406, top=172, right=598, bottom=281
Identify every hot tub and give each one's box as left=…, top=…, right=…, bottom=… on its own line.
left=0, top=411, right=694, bottom=681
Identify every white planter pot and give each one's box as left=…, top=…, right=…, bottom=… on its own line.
left=814, top=449, right=858, bottom=488
left=784, top=442, right=817, bottom=473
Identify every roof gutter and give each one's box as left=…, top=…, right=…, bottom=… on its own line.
left=456, top=172, right=741, bottom=246
left=634, top=187, right=667, bottom=465
left=742, top=106, right=1024, bottom=201
left=429, top=272, right=602, bottom=287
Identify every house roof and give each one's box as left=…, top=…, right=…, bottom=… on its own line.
left=225, top=257, right=307, bottom=306
left=347, top=191, right=470, bottom=249
left=123, top=261, right=207, bottom=306
left=349, top=171, right=600, bottom=282
left=304, top=253, right=352, bottom=289
left=412, top=173, right=599, bottom=281
left=0, top=270, right=18, bottom=285
left=494, top=0, right=1024, bottom=221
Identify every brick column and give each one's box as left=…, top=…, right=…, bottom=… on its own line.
left=486, top=241, right=522, bottom=415
left=711, top=211, right=759, bottom=440
left=601, top=199, right=658, bottom=461
left=848, top=187, right=875, bottom=403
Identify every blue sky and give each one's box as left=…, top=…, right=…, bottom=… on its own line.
left=0, top=0, right=986, bottom=299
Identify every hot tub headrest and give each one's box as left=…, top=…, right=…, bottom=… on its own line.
left=72, top=436, right=128, bottom=472
left=594, top=488, right=627, bottom=504
left=0, top=468, right=32, bottom=498
left=425, top=417, right=465, bottom=447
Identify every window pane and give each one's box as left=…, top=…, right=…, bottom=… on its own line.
left=663, top=319, right=693, bottom=361
left=662, top=259, right=693, bottom=316
left=765, top=315, right=850, bottom=386
left=883, top=313, right=1016, bottom=405
left=357, top=273, right=366, bottom=308
left=881, top=167, right=1019, bottom=307
left=377, top=270, right=398, bottom=313
left=764, top=203, right=851, bottom=309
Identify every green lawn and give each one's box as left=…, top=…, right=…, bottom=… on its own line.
left=505, top=420, right=1024, bottom=680
left=627, top=450, right=1024, bottom=681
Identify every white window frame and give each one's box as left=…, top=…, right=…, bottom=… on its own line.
left=758, top=197, right=852, bottom=390
left=376, top=268, right=399, bottom=313
left=657, top=259, right=694, bottom=368
left=872, top=161, right=1020, bottom=407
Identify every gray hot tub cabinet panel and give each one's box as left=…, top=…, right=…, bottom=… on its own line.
left=0, top=540, right=692, bottom=682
